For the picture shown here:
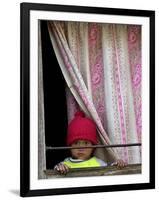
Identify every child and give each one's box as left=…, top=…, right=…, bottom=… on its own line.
left=54, top=111, right=126, bottom=174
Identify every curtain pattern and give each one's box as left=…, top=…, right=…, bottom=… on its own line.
left=88, top=23, right=107, bottom=130
left=128, top=25, right=142, bottom=160
left=102, top=24, right=141, bottom=163
left=128, top=25, right=142, bottom=144
left=48, top=21, right=141, bottom=164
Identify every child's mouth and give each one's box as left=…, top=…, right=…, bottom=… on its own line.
left=77, top=152, right=84, bottom=156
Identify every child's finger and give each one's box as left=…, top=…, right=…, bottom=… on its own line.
left=54, top=163, right=69, bottom=174
left=54, top=164, right=60, bottom=171
left=59, top=163, right=69, bottom=174
left=58, top=163, right=66, bottom=174
left=118, top=160, right=126, bottom=168
left=63, top=164, right=70, bottom=174
left=55, top=163, right=64, bottom=173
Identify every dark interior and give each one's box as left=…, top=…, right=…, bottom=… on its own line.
left=40, top=20, right=69, bottom=169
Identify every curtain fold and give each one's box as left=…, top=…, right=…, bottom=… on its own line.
left=65, top=22, right=114, bottom=162
left=47, top=21, right=141, bottom=164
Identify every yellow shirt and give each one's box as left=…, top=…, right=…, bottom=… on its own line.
left=63, top=156, right=107, bottom=168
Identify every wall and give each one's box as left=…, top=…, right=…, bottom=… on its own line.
left=0, top=0, right=158, bottom=199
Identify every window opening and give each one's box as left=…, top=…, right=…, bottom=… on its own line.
left=41, top=20, right=69, bottom=169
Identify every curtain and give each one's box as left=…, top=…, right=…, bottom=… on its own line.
left=47, top=21, right=141, bottom=164
left=101, top=24, right=141, bottom=164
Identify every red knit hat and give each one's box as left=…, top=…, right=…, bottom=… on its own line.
left=67, top=111, right=98, bottom=146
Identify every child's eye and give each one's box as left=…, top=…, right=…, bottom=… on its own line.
left=84, top=141, right=90, bottom=145
left=74, top=141, right=79, bottom=145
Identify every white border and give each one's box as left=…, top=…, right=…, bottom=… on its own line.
left=30, top=10, right=150, bottom=190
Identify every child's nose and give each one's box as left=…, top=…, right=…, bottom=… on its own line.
left=79, top=148, right=85, bottom=152
left=78, top=142, right=86, bottom=151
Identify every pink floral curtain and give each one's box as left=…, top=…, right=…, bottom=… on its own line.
left=101, top=24, right=141, bottom=164
left=47, top=21, right=141, bottom=164
left=128, top=26, right=142, bottom=144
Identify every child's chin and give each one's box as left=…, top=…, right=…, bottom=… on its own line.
left=76, top=153, right=88, bottom=160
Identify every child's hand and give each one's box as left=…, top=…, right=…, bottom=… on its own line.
left=112, top=159, right=127, bottom=169
left=54, top=162, right=70, bottom=175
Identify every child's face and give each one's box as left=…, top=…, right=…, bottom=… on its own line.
left=70, top=140, right=94, bottom=160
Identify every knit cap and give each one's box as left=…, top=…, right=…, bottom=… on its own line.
left=67, top=111, right=98, bottom=146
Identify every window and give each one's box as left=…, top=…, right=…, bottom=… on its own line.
left=40, top=20, right=141, bottom=177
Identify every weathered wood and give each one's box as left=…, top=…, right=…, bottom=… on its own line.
left=38, top=21, right=46, bottom=179
left=44, top=164, right=141, bottom=178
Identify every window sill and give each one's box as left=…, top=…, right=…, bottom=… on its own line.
left=44, top=164, right=141, bottom=178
